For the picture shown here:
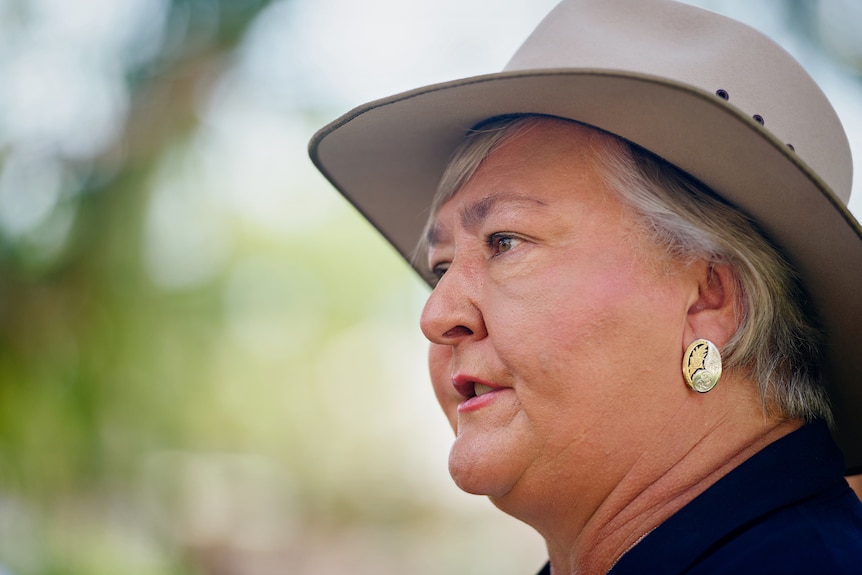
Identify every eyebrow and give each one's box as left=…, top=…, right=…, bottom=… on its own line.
left=427, top=192, right=547, bottom=247
left=461, top=192, right=547, bottom=231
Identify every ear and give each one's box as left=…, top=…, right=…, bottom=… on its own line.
left=683, top=262, right=740, bottom=349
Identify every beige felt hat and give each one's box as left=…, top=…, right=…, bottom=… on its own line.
left=309, top=0, right=862, bottom=472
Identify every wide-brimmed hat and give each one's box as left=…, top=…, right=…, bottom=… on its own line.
left=308, top=0, right=862, bottom=472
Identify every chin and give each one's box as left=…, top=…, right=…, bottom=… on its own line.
left=447, top=440, right=520, bottom=498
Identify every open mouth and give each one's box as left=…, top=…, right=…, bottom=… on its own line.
left=453, top=379, right=497, bottom=399
left=474, top=382, right=495, bottom=397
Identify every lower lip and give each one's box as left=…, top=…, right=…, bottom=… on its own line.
left=457, top=388, right=509, bottom=413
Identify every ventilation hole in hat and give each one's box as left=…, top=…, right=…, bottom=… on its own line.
left=753, top=114, right=765, bottom=125
left=716, top=89, right=730, bottom=100
left=787, top=143, right=795, bottom=152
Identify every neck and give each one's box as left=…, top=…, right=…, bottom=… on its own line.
left=568, top=418, right=800, bottom=574
left=502, top=376, right=803, bottom=575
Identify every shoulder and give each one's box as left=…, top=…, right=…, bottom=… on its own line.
left=689, top=482, right=862, bottom=574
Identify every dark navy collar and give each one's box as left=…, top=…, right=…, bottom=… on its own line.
left=610, top=420, right=845, bottom=574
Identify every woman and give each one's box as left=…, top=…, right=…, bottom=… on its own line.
left=309, top=0, right=862, bottom=572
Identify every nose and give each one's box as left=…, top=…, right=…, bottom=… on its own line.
left=420, top=264, right=488, bottom=346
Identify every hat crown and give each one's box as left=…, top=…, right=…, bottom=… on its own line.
left=505, top=0, right=853, bottom=203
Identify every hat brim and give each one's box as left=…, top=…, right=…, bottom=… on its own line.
left=309, top=69, right=862, bottom=474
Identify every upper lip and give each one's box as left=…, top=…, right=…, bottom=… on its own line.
left=452, top=373, right=502, bottom=399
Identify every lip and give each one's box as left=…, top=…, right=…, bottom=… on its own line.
left=452, top=373, right=508, bottom=413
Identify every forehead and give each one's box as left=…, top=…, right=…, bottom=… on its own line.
left=428, top=119, right=614, bottom=238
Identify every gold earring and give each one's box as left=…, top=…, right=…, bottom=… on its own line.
left=682, top=339, right=722, bottom=393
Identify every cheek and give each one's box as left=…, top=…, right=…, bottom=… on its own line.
left=489, top=259, right=683, bottom=392
left=490, top=262, right=631, bottom=350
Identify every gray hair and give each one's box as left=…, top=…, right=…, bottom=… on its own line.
left=419, top=114, right=832, bottom=424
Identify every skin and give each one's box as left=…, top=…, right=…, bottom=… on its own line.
left=848, top=475, right=862, bottom=501
left=420, top=118, right=801, bottom=575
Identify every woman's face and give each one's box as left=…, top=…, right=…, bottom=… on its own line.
left=421, top=119, right=700, bottom=515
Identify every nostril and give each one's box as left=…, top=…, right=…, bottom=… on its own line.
left=442, top=325, right=474, bottom=339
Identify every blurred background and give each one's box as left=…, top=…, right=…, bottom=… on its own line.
left=0, top=0, right=859, bottom=573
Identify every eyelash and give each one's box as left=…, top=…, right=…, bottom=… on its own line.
left=487, top=233, right=520, bottom=256
left=431, top=263, right=449, bottom=282
left=430, top=233, right=521, bottom=283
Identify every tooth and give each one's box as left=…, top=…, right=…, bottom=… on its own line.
left=474, top=383, right=494, bottom=397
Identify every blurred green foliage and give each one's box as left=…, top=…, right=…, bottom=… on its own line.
left=0, top=1, right=278, bottom=572
left=2, top=1, right=858, bottom=574
left=0, top=2, right=517, bottom=573
left=0, top=0, right=269, bottom=474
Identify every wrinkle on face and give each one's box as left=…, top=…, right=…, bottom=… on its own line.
left=421, top=118, right=703, bottom=528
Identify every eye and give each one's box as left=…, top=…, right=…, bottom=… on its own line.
left=431, top=262, right=450, bottom=283
left=488, top=233, right=521, bottom=256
